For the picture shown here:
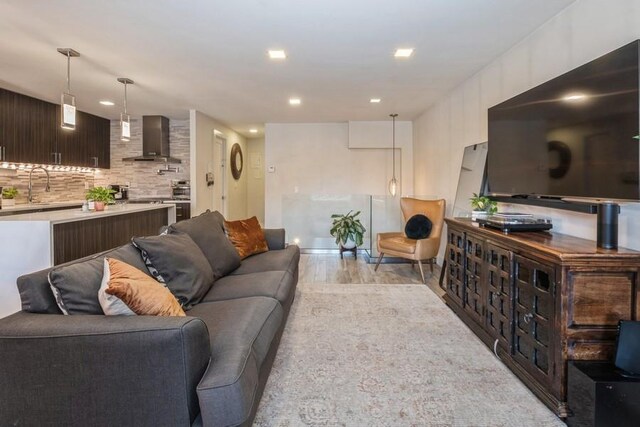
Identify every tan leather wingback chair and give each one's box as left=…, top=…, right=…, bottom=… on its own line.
left=374, top=198, right=446, bottom=283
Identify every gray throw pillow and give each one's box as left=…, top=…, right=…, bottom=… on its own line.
left=168, top=210, right=241, bottom=279
left=48, top=244, right=149, bottom=315
left=132, top=232, right=214, bottom=309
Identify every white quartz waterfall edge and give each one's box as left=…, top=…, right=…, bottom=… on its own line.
left=253, top=283, right=565, bottom=427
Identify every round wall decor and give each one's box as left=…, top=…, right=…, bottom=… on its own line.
left=230, top=143, right=243, bottom=180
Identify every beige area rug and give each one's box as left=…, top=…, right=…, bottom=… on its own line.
left=253, top=283, right=565, bottom=427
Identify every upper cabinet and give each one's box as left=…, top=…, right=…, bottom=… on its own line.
left=0, top=88, right=110, bottom=168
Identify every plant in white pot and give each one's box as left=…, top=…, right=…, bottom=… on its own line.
left=330, top=210, right=366, bottom=250
left=1, top=187, right=18, bottom=207
left=86, top=186, right=115, bottom=212
left=470, top=193, right=497, bottom=219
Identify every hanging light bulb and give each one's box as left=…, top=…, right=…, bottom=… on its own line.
left=57, top=48, right=80, bottom=130
left=389, top=113, right=399, bottom=196
left=117, top=77, right=134, bottom=141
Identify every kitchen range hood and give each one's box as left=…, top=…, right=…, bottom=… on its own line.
left=122, top=115, right=181, bottom=163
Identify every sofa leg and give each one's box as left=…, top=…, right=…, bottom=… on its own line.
left=374, top=253, right=384, bottom=271
left=430, top=258, right=434, bottom=273
left=417, top=260, right=426, bottom=284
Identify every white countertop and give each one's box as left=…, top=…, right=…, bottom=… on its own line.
left=0, top=203, right=173, bottom=224
left=0, top=200, right=84, bottom=213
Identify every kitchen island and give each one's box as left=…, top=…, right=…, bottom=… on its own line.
left=0, top=203, right=176, bottom=318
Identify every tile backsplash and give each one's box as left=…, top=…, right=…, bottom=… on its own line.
left=95, top=119, right=190, bottom=199
left=0, top=118, right=190, bottom=205
left=0, top=169, right=94, bottom=204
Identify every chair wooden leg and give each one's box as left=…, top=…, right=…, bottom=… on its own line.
left=430, top=258, right=434, bottom=273
left=374, top=253, right=384, bottom=271
left=417, top=260, right=426, bottom=284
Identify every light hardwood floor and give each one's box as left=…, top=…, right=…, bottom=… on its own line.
left=298, top=253, right=444, bottom=297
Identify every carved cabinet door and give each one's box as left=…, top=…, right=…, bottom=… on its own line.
left=445, top=228, right=465, bottom=307
left=512, top=254, right=556, bottom=388
left=485, top=243, right=513, bottom=353
left=464, top=233, right=485, bottom=325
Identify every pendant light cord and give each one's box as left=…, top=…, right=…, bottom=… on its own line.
left=123, top=82, right=128, bottom=114
left=390, top=113, right=398, bottom=180
left=66, top=52, right=71, bottom=93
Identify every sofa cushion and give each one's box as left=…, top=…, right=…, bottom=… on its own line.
left=47, top=244, right=149, bottom=315
left=224, top=216, right=269, bottom=259
left=188, top=297, right=283, bottom=427
left=230, top=245, right=300, bottom=276
left=202, top=270, right=295, bottom=305
left=168, top=210, right=241, bottom=279
left=132, top=232, right=214, bottom=310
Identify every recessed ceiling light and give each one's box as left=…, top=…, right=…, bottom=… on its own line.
left=268, top=50, right=287, bottom=59
left=562, top=93, right=588, bottom=102
left=394, top=48, right=414, bottom=58
left=370, top=98, right=381, bottom=103
left=99, top=100, right=115, bottom=106
left=249, top=129, right=258, bottom=133
left=289, top=98, right=301, bottom=106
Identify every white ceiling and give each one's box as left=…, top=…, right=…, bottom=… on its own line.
left=0, top=0, right=575, bottom=137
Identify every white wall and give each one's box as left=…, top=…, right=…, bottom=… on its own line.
left=246, top=137, right=265, bottom=224
left=413, top=0, right=640, bottom=251
left=190, top=110, right=248, bottom=220
left=265, top=122, right=413, bottom=228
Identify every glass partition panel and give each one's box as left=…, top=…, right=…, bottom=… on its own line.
left=282, top=194, right=371, bottom=250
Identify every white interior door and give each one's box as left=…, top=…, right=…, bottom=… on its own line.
left=214, top=132, right=226, bottom=215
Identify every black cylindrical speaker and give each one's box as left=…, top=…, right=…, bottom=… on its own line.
left=597, top=203, right=619, bottom=249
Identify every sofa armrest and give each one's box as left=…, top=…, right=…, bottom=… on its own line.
left=0, top=311, right=211, bottom=427
left=264, top=228, right=285, bottom=250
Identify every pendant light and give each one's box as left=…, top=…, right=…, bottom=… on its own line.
left=117, top=77, right=134, bottom=141
left=388, top=113, right=399, bottom=197
left=57, top=48, right=80, bottom=130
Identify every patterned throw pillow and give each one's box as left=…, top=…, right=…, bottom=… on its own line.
left=100, top=258, right=185, bottom=317
left=131, top=243, right=166, bottom=283
left=224, top=216, right=269, bottom=259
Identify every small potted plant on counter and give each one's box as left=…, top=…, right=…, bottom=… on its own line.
left=1, top=187, right=19, bottom=207
left=330, top=210, right=366, bottom=259
left=470, top=193, right=497, bottom=220
left=86, top=186, right=115, bottom=212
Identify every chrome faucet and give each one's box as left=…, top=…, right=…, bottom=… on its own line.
left=28, top=166, right=51, bottom=203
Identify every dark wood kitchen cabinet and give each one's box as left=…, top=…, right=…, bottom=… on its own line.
left=0, top=89, right=57, bottom=164
left=443, top=218, right=640, bottom=418
left=0, top=88, right=110, bottom=168
left=172, top=202, right=191, bottom=222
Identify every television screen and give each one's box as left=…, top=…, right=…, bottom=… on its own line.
left=488, top=40, right=640, bottom=201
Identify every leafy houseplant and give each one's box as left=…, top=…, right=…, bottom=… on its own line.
left=1, top=187, right=18, bottom=207
left=470, top=193, right=498, bottom=217
left=330, top=210, right=366, bottom=248
left=86, top=186, right=115, bottom=212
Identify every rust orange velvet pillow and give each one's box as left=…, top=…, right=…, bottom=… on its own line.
left=104, top=258, right=186, bottom=317
left=224, top=216, right=269, bottom=259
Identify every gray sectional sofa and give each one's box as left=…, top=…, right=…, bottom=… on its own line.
left=0, top=211, right=300, bottom=427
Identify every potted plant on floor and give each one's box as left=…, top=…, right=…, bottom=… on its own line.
left=86, top=186, right=115, bottom=212
left=330, top=210, right=366, bottom=258
left=1, top=187, right=18, bottom=207
left=470, top=193, right=497, bottom=220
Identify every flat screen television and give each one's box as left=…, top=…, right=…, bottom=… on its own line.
left=487, top=40, right=640, bottom=201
